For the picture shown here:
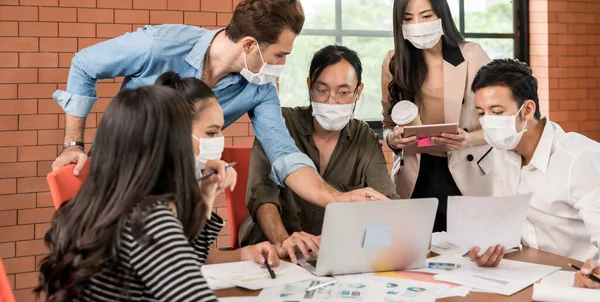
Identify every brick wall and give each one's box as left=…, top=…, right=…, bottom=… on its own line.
left=530, top=0, right=600, bottom=141
left=0, top=1, right=244, bottom=301
left=1, top=0, right=598, bottom=301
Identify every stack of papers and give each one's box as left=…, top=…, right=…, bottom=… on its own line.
left=202, top=261, right=314, bottom=290
left=532, top=270, right=600, bottom=302
left=434, top=259, right=559, bottom=295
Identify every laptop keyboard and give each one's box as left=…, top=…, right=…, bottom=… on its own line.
left=307, top=259, right=317, bottom=267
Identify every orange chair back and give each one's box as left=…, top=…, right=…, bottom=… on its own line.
left=221, top=146, right=252, bottom=249
left=0, top=256, right=15, bottom=302
left=46, top=160, right=91, bottom=210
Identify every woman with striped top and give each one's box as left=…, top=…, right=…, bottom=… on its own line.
left=36, top=86, right=238, bottom=301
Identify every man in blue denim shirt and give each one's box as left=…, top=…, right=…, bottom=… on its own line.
left=52, top=0, right=387, bottom=208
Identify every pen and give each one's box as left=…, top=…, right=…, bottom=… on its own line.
left=305, top=279, right=338, bottom=292
left=197, top=162, right=237, bottom=181
left=264, top=254, right=276, bottom=279
left=569, top=263, right=600, bottom=283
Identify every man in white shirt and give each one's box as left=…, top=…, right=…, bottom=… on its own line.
left=469, top=58, right=600, bottom=264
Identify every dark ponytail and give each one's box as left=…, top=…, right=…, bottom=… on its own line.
left=155, top=71, right=217, bottom=118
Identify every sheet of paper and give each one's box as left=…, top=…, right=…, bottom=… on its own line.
left=258, top=278, right=450, bottom=302
left=218, top=298, right=262, bottom=302
left=532, top=283, right=600, bottom=302
left=434, top=259, right=559, bottom=296
left=206, top=276, right=235, bottom=290
left=437, top=286, right=472, bottom=298
left=540, top=270, right=576, bottom=287
left=446, top=194, right=533, bottom=251
left=201, top=260, right=314, bottom=290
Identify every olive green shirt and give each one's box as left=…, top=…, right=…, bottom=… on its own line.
left=238, top=106, right=399, bottom=247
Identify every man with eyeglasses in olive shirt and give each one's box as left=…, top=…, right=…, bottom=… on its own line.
left=238, top=45, right=398, bottom=264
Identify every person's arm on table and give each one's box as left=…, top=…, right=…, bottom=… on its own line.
left=247, top=140, right=320, bottom=263
left=249, top=87, right=387, bottom=207
left=52, top=27, right=154, bottom=174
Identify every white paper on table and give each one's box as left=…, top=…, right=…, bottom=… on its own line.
left=218, top=298, right=262, bottom=302
left=258, top=278, right=450, bottom=302
left=532, top=283, right=600, bottom=302
left=446, top=194, right=533, bottom=251
left=430, top=232, right=469, bottom=256
left=437, top=286, right=472, bottom=298
left=539, top=270, right=576, bottom=287
left=201, top=260, right=314, bottom=290
left=206, top=276, right=235, bottom=290
left=433, top=259, right=559, bottom=296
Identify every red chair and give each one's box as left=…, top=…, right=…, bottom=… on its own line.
left=221, top=146, right=252, bottom=249
left=46, top=160, right=91, bottom=210
left=0, top=256, right=15, bottom=302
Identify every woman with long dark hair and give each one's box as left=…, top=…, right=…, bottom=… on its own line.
left=382, top=0, right=495, bottom=232
left=36, top=85, right=235, bottom=301
left=155, top=71, right=281, bottom=265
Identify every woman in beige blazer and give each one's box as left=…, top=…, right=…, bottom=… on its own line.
left=382, top=0, right=494, bottom=232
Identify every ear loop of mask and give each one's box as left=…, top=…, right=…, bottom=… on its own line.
left=243, top=41, right=266, bottom=71
left=516, top=102, right=528, bottom=132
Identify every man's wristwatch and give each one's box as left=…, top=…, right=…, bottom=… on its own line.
left=63, top=142, right=84, bottom=150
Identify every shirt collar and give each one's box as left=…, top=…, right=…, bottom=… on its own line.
left=297, top=106, right=353, bottom=139
left=528, top=118, right=555, bottom=172
left=185, top=28, right=242, bottom=90
left=185, top=28, right=224, bottom=71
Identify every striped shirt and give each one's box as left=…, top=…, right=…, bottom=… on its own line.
left=79, top=202, right=223, bottom=302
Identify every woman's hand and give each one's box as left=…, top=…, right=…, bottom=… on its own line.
left=431, top=128, right=471, bottom=151
left=574, top=259, right=600, bottom=289
left=199, top=159, right=237, bottom=218
left=240, top=241, right=280, bottom=268
left=388, top=125, right=418, bottom=149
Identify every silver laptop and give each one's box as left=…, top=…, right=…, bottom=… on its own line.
left=299, top=198, right=438, bottom=276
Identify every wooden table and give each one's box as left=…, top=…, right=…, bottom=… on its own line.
left=214, top=247, right=581, bottom=301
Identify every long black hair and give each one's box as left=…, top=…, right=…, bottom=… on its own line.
left=388, top=0, right=464, bottom=113
left=309, top=44, right=363, bottom=90
left=155, top=71, right=217, bottom=120
left=36, top=86, right=205, bottom=301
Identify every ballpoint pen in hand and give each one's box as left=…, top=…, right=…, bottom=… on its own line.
left=197, top=162, right=237, bottom=181
left=264, top=252, right=276, bottom=279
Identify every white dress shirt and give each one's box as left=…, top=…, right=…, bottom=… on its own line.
left=492, top=119, right=600, bottom=261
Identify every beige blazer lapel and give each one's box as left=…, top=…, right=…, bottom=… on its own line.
left=443, top=60, right=468, bottom=124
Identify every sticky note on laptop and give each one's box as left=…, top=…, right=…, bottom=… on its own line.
left=362, top=226, right=392, bottom=249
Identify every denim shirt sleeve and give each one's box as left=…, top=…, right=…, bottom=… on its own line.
left=53, top=26, right=154, bottom=117
left=249, top=84, right=316, bottom=186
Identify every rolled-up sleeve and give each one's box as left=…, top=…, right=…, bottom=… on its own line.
left=245, top=139, right=284, bottom=221
left=55, top=26, right=154, bottom=117
left=248, top=84, right=316, bottom=186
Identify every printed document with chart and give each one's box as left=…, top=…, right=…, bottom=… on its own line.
left=434, top=259, right=559, bottom=295
left=258, top=277, right=450, bottom=302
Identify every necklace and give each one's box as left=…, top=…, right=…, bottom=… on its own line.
left=201, top=40, right=213, bottom=84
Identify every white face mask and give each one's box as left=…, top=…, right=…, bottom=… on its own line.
left=240, top=42, right=285, bottom=85
left=311, top=102, right=355, bottom=131
left=192, top=135, right=225, bottom=178
left=479, top=104, right=528, bottom=151
left=402, top=19, right=444, bottom=49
